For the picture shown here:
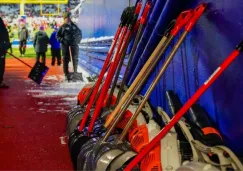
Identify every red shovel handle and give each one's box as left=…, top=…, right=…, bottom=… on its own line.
left=185, top=3, right=207, bottom=32
left=170, top=10, right=194, bottom=36
left=135, top=1, right=143, bottom=15
left=134, top=1, right=152, bottom=31
left=140, top=1, right=152, bottom=24
left=78, top=26, right=123, bottom=131
left=87, top=29, right=132, bottom=134
left=124, top=41, right=243, bottom=171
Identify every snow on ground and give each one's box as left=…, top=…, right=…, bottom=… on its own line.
left=62, top=97, right=77, bottom=101
left=29, top=79, right=87, bottom=99
left=80, top=36, right=113, bottom=43
left=26, top=65, right=90, bottom=114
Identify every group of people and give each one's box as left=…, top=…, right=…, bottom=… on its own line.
left=0, top=12, right=82, bottom=88
left=33, top=12, right=82, bottom=79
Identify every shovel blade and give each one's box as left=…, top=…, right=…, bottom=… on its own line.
left=68, top=72, right=83, bottom=82
left=28, top=61, right=49, bottom=84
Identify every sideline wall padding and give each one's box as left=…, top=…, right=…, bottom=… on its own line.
left=78, top=0, right=138, bottom=38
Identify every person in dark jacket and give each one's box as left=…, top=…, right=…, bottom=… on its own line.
left=18, top=23, right=28, bottom=57
left=0, top=17, right=10, bottom=88
left=49, top=27, right=61, bottom=66
left=56, top=12, right=82, bottom=81
left=33, top=26, right=49, bottom=66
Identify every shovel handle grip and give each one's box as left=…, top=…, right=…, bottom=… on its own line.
left=140, top=1, right=152, bottom=24
left=185, top=3, right=207, bottom=32
left=170, top=10, right=194, bottom=36
left=120, top=7, right=132, bottom=26
left=164, top=20, right=176, bottom=37
left=236, top=40, right=243, bottom=52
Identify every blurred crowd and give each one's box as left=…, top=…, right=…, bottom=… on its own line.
left=2, top=17, right=63, bottom=42
left=0, top=0, right=81, bottom=41
left=2, top=16, right=79, bottom=41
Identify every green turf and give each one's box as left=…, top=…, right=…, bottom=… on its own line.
left=6, top=47, right=52, bottom=58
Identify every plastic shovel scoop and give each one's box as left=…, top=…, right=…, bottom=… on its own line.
left=7, top=52, right=49, bottom=85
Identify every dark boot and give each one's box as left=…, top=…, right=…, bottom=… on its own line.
left=57, top=60, right=61, bottom=66
left=57, top=49, right=62, bottom=66
left=51, top=58, right=55, bottom=66
left=19, top=47, right=23, bottom=56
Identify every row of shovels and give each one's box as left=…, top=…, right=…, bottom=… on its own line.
left=66, top=1, right=243, bottom=171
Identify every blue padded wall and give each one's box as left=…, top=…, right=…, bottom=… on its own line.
left=78, top=0, right=243, bottom=156
left=143, top=0, right=243, bottom=156
left=77, top=0, right=139, bottom=38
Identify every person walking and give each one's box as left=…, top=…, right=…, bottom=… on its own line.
left=49, top=27, right=61, bottom=66
left=56, top=12, right=82, bottom=81
left=33, top=26, right=49, bottom=66
left=0, top=17, right=10, bottom=88
left=18, top=23, right=28, bottom=57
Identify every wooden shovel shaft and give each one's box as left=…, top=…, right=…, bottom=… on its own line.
left=102, top=35, right=172, bottom=142
left=116, top=23, right=145, bottom=105
left=119, top=31, right=188, bottom=141
left=104, top=35, right=169, bottom=128
left=68, top=46, right=74, bottom=73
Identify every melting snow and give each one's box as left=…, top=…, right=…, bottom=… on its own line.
left=26, top=65, right=90, bottom=114
left=39, top=108, right=46, bottom=111
left=80, top=36, right=113, bottom=43
left=62, top=97, right=77, bottom=101
left=45, top=75, right=59, bottom=81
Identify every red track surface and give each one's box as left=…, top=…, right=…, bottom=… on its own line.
left=0, top=58, right=73, bottom=170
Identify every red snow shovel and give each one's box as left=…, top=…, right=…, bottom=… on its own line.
left=7, top=52, right=49, bottom=84
left=124, top=40, right=243, bottom=170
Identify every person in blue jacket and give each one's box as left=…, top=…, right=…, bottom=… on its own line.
left=49, top=27, right=61, bottom=66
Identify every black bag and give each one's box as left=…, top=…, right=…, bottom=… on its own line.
left=28, top=61, right=49, bottom=84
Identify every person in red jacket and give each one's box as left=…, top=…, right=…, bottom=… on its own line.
left=0, top=17, right=10, bottom=88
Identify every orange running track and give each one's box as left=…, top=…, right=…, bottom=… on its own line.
left=0, top=58, right=75, bottom=170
